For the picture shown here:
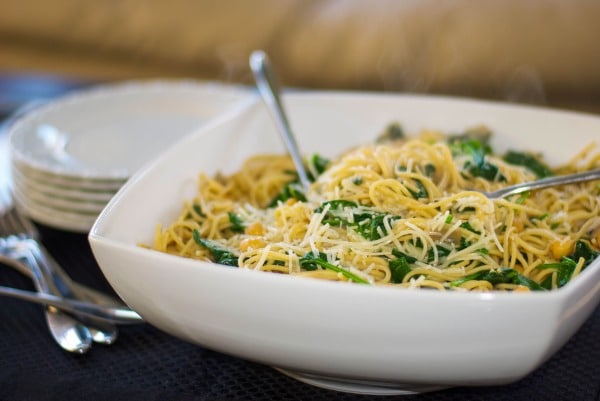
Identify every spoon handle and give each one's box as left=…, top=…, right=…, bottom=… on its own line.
left=0, top=284, right=143, bottom=325
left=487, top=168, right=600, bottom=199
left=249, top=50, right=311, bottom=191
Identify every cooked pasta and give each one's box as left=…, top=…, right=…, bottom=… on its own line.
left=151, top=124, right=600, bottom=291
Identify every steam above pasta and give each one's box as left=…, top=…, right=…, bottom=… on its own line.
left=151, top=125, right=600, bottom=291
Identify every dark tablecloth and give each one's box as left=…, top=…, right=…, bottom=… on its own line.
left=0, top=74, right=598, bottom=401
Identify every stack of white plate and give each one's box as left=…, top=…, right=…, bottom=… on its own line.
left=5, top=80, right=253, bottom=233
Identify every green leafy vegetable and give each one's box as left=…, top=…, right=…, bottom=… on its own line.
left=192, top=229, right=238, bottom=266
left=316, top=200, right=400, bottom=240
left=192, top=204, right=205, bottom=218
left=450, top=137, right=506, bottom=182
left=299, top=252, right=369, bottom=284
left=307, top=153, right=330, bottom=180
left=423, top=163, right=436, bottom=177
left=537, top=240, right=599, bottom=289
left=389, top=249, right=418, bottom=283
left=503, top=151, right=553, bottom=178
left=426, top=244, right=452, bottom=262
left=376, top=122, right=405, bottom=143
left=406, top=179, right=428, bottom=199
left=268, top=154, right=329, bottom=207
left=269, top=183, right=307, bottom=207
left=538, top=257, right=577, bottom=289
left=450, top=267, right=545, bottom=290
left=227, top=212, right=245, bottom=233
left=572, top=239, right=600, bottom=262
left=460, top=221, right=481, bottom=234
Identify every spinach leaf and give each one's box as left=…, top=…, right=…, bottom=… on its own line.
left=315, top=199, right=358, bottom=214
left=227, top=212, right=245, bottom=233
left=268, top=153, right=329, bottom=207
left=538, top=257, right=577, bottom=289
left=389, top=256, right=412, bottom=283
left=503, top=150, right=553, bottom=178
left=572, top=239, right=600, bottom=263
left=424, top=163, right=436, bottom=177
left=460, top=221, right=481, bottom=234
left=192, top=204, right=205, bottom=218
left=316, top=200, right=400, bottom=241
left=353, top=213, right=392, bottom=240
left=537, top=240, right=599, bottom=288
left=407, top=179, right=428, bottom=199
left=450, top=267, right=545, bottom=291
left=389, top=249, right=418, bottom=283
left=376, top=122, right=405, bottom=143
left=426, top=244, right=452, bottom=262
left=269, top=182, right=307, bottom=207
left=299, top=252, right=370, bottom=284
left=450, top=137, right=505, bottom=182
left=192, top=229, right=238, bottom=266
left=307, top=153, right=330, bottom=180
left=353, top=176, right=364, bottom=185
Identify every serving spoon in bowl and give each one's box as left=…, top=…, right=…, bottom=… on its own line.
left=249, top=50, right=311, bottom=192
left=249, top=50, right=600, bottom=200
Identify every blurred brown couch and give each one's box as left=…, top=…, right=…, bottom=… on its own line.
left=1, top=0, right=600, bottom=113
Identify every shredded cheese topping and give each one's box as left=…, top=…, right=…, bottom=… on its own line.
left=150, top=127, right=600, bottom=291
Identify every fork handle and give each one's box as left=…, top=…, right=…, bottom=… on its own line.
left=0, top=285, right=142, bottom=325
left=488, top=168, right=600, bottom=199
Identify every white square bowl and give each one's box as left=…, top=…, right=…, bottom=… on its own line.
left=89, top=92, right=600, bottom=395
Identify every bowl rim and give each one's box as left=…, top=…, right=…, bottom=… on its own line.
left=88, top=89, right=600, bottom=302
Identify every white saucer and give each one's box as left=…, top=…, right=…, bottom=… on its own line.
left=12, top=187, right=99, bottom=233
left=8, top=80, right=252, bottom=181
left=11, top=166, right=116, bottom=203
left=12, top=160, right=125, bottom=192
left=12, top=178, right=107, bottom=214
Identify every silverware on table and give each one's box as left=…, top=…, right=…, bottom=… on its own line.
left=249, top=50, right=312, bottom=192
left=0, top=240, right=93, bottom=353
left=0, top=188, right=140, bottom=353
left=0, top=194, right=94, bottom=352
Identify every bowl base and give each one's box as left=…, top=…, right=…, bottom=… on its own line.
left=274, top=368, right=449, bottom=395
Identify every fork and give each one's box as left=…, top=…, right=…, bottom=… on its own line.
left=0, top=239, right=93, bottom=352
left=0, top=188, right=119, bottom=352
left=483, top=168, right=600, bottom=199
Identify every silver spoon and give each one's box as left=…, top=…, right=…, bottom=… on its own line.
left=484, top=168, right=600, bottom=199
left=23, top=239, right=119, bottom=344
left=1, top=242, right=93, bottom=353
left=1, top=242, right=119, bottom=345
left=249, top=50, right=311, bottom=191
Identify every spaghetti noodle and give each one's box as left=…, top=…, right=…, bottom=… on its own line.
left=151, top=124, right=600, bottom=291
